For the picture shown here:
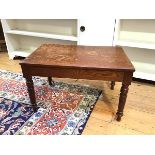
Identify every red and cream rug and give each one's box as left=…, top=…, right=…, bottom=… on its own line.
left=0, top=69, right=101, bottom=135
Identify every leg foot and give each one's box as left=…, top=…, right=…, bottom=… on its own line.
left=48, top=77, right=55, bottom=86
left=25, top=76, right=37, bottom=112
left=116, top=112, right=123, bottom=121
left=32, top=107, right=38, bottom=113
left=111, top=81, right=115, bottom=90
left=116, top=83, right=129, bottom=121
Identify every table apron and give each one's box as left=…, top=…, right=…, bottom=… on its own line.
left=22, top=66, right=125, bottom=82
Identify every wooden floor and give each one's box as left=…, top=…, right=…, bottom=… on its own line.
left=0, top=51, right=155, bottom=134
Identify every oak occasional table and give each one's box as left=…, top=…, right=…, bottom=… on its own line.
left=20, top=44, right=135, bottom=121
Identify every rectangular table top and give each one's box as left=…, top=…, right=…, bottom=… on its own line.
left=20, top=44, right=135, bottom=72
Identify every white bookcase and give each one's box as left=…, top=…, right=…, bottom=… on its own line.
left=2, top=19, right=155, bottom=81
left=114, top=19, right=155, bottom=81
left=1, top=19, right=115, bottom=59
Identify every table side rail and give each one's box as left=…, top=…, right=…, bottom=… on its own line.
left=21, top=66, right=125, bottom=82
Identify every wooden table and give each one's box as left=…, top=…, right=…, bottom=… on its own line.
left=20, top=44, right=135, bottom=121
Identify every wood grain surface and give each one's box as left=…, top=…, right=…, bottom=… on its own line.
left=21, top=44, right=135, bottom=71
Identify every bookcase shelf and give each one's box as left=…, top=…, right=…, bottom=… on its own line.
left=132, top=61, right=155, bottom=81
left=114, top=19, right=155, bottom=81
left=6, top=30, right=78, bottom=41
left=4, top=34, right=77, bottom=59
left=116, top=31, right=155, bottom=50
left=1, top=19, right=78, bottom=58
left=116, top=40, right=155, bottom=50
left=114, top=19, right=155, bottom=48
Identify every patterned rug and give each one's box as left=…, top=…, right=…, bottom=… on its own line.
left=0, top=69, right=102, bottom=135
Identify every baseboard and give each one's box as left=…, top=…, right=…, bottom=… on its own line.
left=132, top=77, right=155, bottom=85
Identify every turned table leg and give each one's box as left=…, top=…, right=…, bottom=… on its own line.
left=116, top=83, right=129, bottom=121
left=116, top=72, right=133, bottom=121
left=48, top=77, right=55, bottom=86
left=25, top=76, right=37, bottom=112
left=111, top=81, right=115, bottom=90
